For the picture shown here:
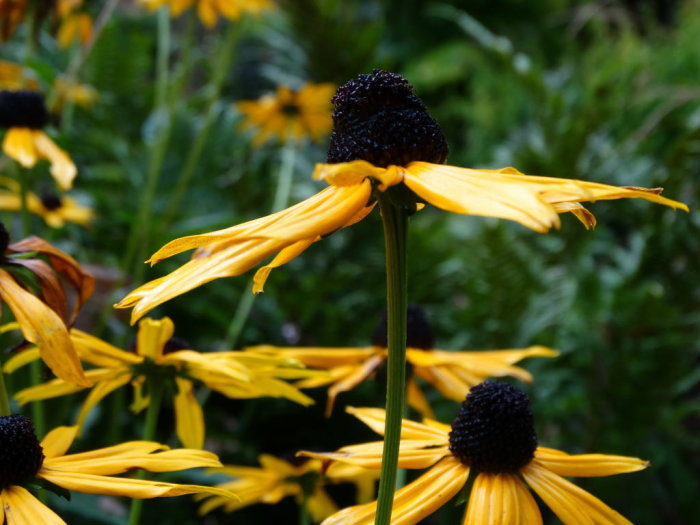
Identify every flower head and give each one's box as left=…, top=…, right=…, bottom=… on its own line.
left=302, top=381, right=649, bottom=525
left=248, top=305, right=558, bottom=418
left=0, top=90, right=77, bottom=189
left=1, top=224, right=92, bottom=386
left=138, top=0, right=274, bottom=28
left=7, top=317, right=317, bottom=449
left=116, top=70, right=687, bottom=324
left=237, top=83, right=336, bottom=146
left=55, top=0, right=92, bottom=49
left=198, top=454, right=378, bottom=521
left=0, top=414, right=236, bottom=523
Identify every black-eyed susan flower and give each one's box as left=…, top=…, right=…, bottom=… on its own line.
left=138, top=0, right=274, bottom=28
left=0, top=90, right=77, bottom=190
left=236, top=83, right=336, bottom=146
left=0, top=413, right=236, bottom=524
left=249, top=305, right=558, bottom=418
left=0, top=223, right=91, bottom=386
left=301, top=381, right=649, bottom=525
left=198, top=454, right=378, bottom=521
left=0, top=177, right=93, bottom=228
left=116, top=70, right=687, bottom=324
left=7, top=317, right=317, bottom=449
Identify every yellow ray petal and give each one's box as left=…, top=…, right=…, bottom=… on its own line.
left=136, top=317, right=174, bottom=360
left=406, top=377, right=435, bottom=419
left=75, top=371, right=133, bottom=429
left=44, top=441, right=165, bottom=470
left=321, top=457, right=468, bottom=525
left=2, top=128, right=38, bottom=168
left=346, top=406, right=449, bottom=442
left=308, top=487, right=339, bottom=522
left=13, top=368, right=117, bottom=405
left=253, top=237, right=316, bottom=293
left=325, top=354, right=385, bottom=417
left=1, top=486, right=66, bottom=525
left=3, top=347, right=40, bottom=374
left=70, top=329, right=142, bottom=367
left=534, top=447, right=649, bottom=477
left=304, top=440, right=450, bottom=470
left=464, top=473, right=541, bottom=525
left=247, top=346, right=378, bottom=368
left=0, top=269, right=88, bottom=387
left=522, top=461, right=632, bottom=524
left=31, top=131, right=77, bottom=190
left=174, top=377, right=205, bottom=449
left=40, top=426, right=79, bottom=459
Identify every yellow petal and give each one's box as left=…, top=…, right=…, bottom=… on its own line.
left=14, top=369, right=116, bottom=406
left=136, top=317, right=174, bottom=360
left=346, top=406, right=449, bottom=443
left=247, top=346, right=378, bottom=368
left=2, top=128, right=38, bottom=168
left=534, top=447, right=649, bottom=477
left=174, top=377, right=205, bottom=449
left=308, top=487, right=339, bottom=522
left=321, top=457, right=468, bottom=525
left=75, top=371, right=133, bottom=429
left=253, top=237, right=316, bottom=293
left=0, top=270, right=88, bottom=386
left=552, top=202, right=596, bottom=229
left=464, top=473, right=541, bottom=525
left=406, top=377, right=435, bottom=419
left=521, top=461, right=632, bottom=524
left=3, top=347, right=40, bottom=374
left=70, top=329, right=142, bottom=367
left=1, top=486, right=66, bottom=525
left=325, top=354, right=385, bottom=417
left=40, top=426, right=79, bottom=459
left=31, top=131, right=77, bottom=190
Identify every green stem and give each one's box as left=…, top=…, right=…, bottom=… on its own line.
left=374, top=192, right=409, bottom=525
left=219, top=143, right=298, bottom=350
left=122, top=7, right=172, bottom=280
left=161, top=21, right=241, bottom=228
left=0, top=365, right=11, bottom=416
left=127, top=378, right=165, bottom=525
left=298, top=493, right=311, bottom=525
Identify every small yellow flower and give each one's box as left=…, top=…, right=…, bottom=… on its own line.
left=7, top=317, right=317, bottom=449
left=248, top=306, right=558, bottom=418
left=1, top=90, right=77, bottom=190
left=198, top=454, right=378, bottom=521
left=1, top=224, right=92, bottom=387
left=0, top=176, right=93, bottom=228
left=302, top=382, right=649, bottom=525
left=138, top=0, right=275, bottom=28
left=0, top=61, right=38, bottom=91
left=56, top=12, right=92, bottom=48
left=116, top=71, right=687, bottom=324
left=0, top=414, right=237, bottom=524
left=237, top=83, right=336, bottom=146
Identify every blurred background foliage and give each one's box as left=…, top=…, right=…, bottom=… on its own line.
left=1, top=0, right=699, bottom=523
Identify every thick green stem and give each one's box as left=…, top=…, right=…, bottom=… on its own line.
left=127, top=378, right=165, bottom=525
left=162, top=21, right=241, bottom=228
left=375, top=192, right=409, bottom=525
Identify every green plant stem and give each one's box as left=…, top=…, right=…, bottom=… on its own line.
left=220, top=143, right=298, bottom=350
left=298, top=494, right=311, bottom=525
left=162, top=21, right=241, bottom=228
left=375, top=192, right=409, bottom=525
left=0, top=365, right=11, bottom=416
left=127, top=379, right=165, bottom=525
left=122, top=7, right=172, bottom=281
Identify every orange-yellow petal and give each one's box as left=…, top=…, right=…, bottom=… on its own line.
left=174, top=377, right=205, bottom=449
left=1, top=486, right=65, bottom=525
left=2, top=128, right=37, bottom=168
left=464, top=473, right=541, bottom=525
left=534, top=447, right=649, bottom=477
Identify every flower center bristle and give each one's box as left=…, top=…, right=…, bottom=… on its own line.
left=40, top=194, right=62, bottom=211
left=449, top=381, right=537, bottom=473
left=327, top=70, right=448, bottom=168
left=0, top=90, right=49, bottom=129
left=372, top=304, right=435, bottom=350
left=1, top=222, right=9, bottom=253
left=0, top=415, right=45, bottom=489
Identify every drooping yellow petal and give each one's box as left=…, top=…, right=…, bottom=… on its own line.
left=74, top=371, right=133, bottom=429
left=136, top=316, right=174, bottom=360
left=70, top=329, right=143, bottom=367
left=174, top=377, right=205, bottom=449
left=3, top=347, right=40, bottom=373
left=464, top=473, right=541, bottom=525
left=346, top=406, right=449, bottom=443
left=40, top=426, right=79, bottom=459
left=0, top=269, right=88, bottom=387
left=2, top=128, right=37, bottom=168
left=30, top=131, right=77, bottom=190
left=521, top=461, right=632, bottom=524
left=13, top=368, right=118, bottom=406
left=308, top=487, right=339, bottom=522
left=321, top=457, right=468, bottom=525
left=325, top=354, right=385, bottom=417
left=406, top=377, right=435, bottom=419
left=402, top=162, right=687, bottom=233
left=534, top=447, right=649, bottom=477
left=252, top=237, right=316, bottom=293
left=247, top=346, right=378, bottom=368
left=1, top=486, right=66, bottom=525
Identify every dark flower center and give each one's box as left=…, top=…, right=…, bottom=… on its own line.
left=0, top=415, right=45, bottom=489
left=280, top=102, right=300, bottom=117
left=371, top=304, right=435, bottom=350
left=327, top=70, right=448, bottom=168
left=40, top=194, right=62, bottom=211
left=0, top=90, right=49, bottom=129
left=0, top=222, right=9, bottom=253
left=449, top=381, right=537, bottom=473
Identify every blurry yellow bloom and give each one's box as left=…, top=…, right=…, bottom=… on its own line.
left=0, top=414, right=236, bottom=524
left=116, top=71, right=687, bottom=324
left=138, top=0, right=274, bottom=28
left=53, top=76, right=98, bottom=109
left=198, top=454, right=378, bottom=521
left=237, top=83, right=336, bottom=146
left=0, top=176, right=93, bottom=228
left=56, top=12, right=92, bottom=48
left=7, top=317, right=316, bottom=449
left=302, top=382, right=649, bottom=525
left=1, top=224, right=92, bottom=386
left=0, top=61, right=38, bottom=91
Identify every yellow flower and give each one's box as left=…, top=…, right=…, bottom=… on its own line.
left=248, top=305, right=558, bottom=418
left=0, top=61, right=38, bottom=91
left=1, top=90, right=77, bottom=190
left=116, top=71, right=687, bottom=324
left=53, top=76, right=98, bottom=109
left=0, top=176, right=93, bottom=228
left=302, top=382, right=649, bottom=525
left=1, top=224, right=91, bottom=387
left=7, top=317, right=316, bottom=449
left=56, top=12, right=92, bottom=48
left=236, top=83, right=336, bottom=146
left=138, top=0, right=274, bottom=28
left=0, top=414, right=236, bottom=524
left=198, top=454, right=378, bottom=521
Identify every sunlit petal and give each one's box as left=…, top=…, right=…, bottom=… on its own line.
left=1, top=486, right=65, bottom=525
left=174, top=377, right=205, bottom=449
left=534, top=447, right=649, bottom=477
